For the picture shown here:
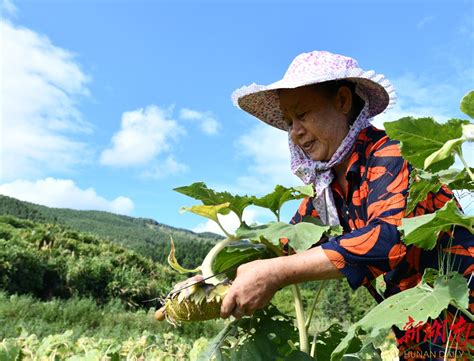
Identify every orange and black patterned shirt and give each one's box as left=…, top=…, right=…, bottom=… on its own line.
left=290, top=126, right=473, bottom=357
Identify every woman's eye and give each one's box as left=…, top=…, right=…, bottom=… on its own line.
left=296, top=112, right=307, bottom=120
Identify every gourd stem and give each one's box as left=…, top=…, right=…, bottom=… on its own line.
left=200, top=236, right=236, bottom=282
left=291, top=284, right=309, bottom=353
left=310, top=332, right=318, bottom=358
left=216, top=217, right=233, bottom=239
left=449, top=301, right=474, bottom=322
left=260, top=239, right=308, bottom=353
left=456, top=149, right=474, bottom=181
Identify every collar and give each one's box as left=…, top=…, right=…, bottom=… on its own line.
left=344, top=127, right=368, bottom=179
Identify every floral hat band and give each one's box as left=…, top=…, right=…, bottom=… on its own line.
left=231, top=50, right=396, bottom=131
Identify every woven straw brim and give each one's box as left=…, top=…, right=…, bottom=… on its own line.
left=232, top=69, right=396, bottom=131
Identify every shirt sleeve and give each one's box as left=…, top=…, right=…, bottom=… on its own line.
left=290, top=197, right=319, bottom=225
left=321, top=138, right=409, bottom=290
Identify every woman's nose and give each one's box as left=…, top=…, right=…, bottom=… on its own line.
left=289, top=121, right=305, bottom=144
left=290, top=118, right=305, bottom=137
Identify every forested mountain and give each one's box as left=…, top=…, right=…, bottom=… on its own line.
left=0, top=195, right=222, bottom=268
left=0, top=215, right=179, bottom=307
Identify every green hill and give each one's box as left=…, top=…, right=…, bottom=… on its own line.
left=0, top=195, right=221, bottom=268
left=0, top=215, right=179, bottom=308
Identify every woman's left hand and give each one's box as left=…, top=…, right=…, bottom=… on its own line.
left=220, top=258, right=282, bottom=319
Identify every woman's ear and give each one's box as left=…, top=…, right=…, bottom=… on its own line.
left=336, top=86, right=353, bottom=115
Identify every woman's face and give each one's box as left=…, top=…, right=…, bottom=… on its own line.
left=279, top=85, right=352, bottom=162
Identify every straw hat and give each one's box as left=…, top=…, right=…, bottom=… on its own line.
left=232, top=50, right=396, bottom=131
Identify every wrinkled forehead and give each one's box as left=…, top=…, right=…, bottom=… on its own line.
left=278, top=85, right=328, bottom=113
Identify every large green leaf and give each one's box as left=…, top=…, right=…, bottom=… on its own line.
left=423, top=137, right=465, bottom=169
left=406, top=171, right=441, bottom=215
left=314, top=323, right=361, bottom=361
left=236, top=221, right=329, bottom=253
left=180, top=203, right=230, bottom=223
left=230, top=306, right=307, bottom=360
left=0, top=339, right=22, bottom=361
left=399, top=200, right=474, bottom=250
left=343, top=343, right=383, bottom=361
left=175, top=183, right=314, bottom=222
left=196, top=321, right=238, bottom=361
left=302, top=216, right=343, bottom=237
left=331, top=271, right=469, bottom=361
left=440, top=168, right=474, bottom=190
left=174, top=182, right=253, bottom=220
left=252, top=185, right=314, bottom=220
left=211, top=241, right=274, bottom=279
left=384, top=117, right=469, bottom=172
left=460, top=90, right=474, bottom=119
left=198, top=305, right=306, bottom=360
left=314, top=323, right=385, bottom=361
left=406, top=168, right=474, bottom=214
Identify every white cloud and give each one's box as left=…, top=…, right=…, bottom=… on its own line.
left=140, top=155, right=189, bottom=179
left=372, top=104, right=450, bottom=130
left=234, top=123, right=300, bottom=194
left=1, top=0, right=18, bottom=17
left=1, top=20, right=91, bottom=181
left=0, top=177, right=134, bottom=215
left=100, top=105, right=185, bottom=167
left=372, top=73, right=461, bottom=129
left=179, top=108, right=220, bottom=135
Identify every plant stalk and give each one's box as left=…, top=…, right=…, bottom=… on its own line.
left=260, top=239, right=309, bottom=353
left=291, top=284, right=309, bottom=353
left=448, top=301, right=474, bottom=321
left=456, top=149, right=474, bottom=181
left=305, top=280, right=326, bottom=331
left=310, top=332, right=318, bottom=358
left=444, top=308, right=460, bottom=361
left=200, top=236, right=236, bottom=283
left=216, top=217, right=234, bottom=239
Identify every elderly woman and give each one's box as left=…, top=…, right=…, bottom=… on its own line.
left=222, top=51, right=473, bottom=357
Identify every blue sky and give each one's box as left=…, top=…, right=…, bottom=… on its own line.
left=1, top=0, right=473, bottom=234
